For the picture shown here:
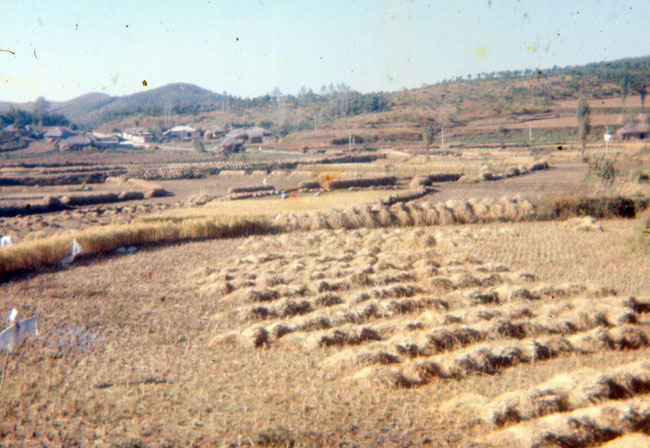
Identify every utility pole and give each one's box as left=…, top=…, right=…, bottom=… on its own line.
left=348, top=129, right=352, bottom=151
left=441, top=127, right=446, bottom=147
left=529, top=123, right=533, bottom=144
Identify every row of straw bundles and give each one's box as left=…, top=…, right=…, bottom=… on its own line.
left=0, top=217, right=276, bottom=276
left=272, top=197, right=536, bottom=231
left=0, top=188, right=170, bottom=217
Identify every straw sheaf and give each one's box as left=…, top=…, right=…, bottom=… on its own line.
left=485, top=399, right=650, bottom=448
left=477, top=361, right=650, bottom=428
left=363, top=325, right=648, bottom=387
left=270, top=196, right=538, bottom=232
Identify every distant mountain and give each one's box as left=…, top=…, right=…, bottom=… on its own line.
left=49, top=92, right=115, bottom=122
left=1, top=54, right=648, bottom=131
left=49, top=83, right=226, bottom=127
left=0, top=83, right=226, bottom=128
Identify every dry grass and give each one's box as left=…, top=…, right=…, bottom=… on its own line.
left=0, top=217, right=276, bottom=277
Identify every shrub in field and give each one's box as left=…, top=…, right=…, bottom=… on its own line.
left=585, top=154, right=617, bottom=185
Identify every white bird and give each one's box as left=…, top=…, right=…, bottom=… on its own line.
left=0, top=235, right=13, bottom=247
left=0, top=308, right=39, bottom=353
left=59, top=239, right=83, bottom=266
left=280, top=192, right=287, bottom=200
left=262, top=177, right=268, bottom=186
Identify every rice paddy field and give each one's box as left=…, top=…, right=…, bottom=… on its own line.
left=1, top=144, right=649, bottom=447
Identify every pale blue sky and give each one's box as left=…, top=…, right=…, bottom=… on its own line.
left=2, top=0, right=649, bottom=102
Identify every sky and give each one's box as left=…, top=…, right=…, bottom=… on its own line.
left=1, top=0, right=649, bottom=103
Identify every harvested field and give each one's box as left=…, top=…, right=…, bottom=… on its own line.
left=1, top=142, right=649, bottom=446
left=189, top=221, right=647, bottom=446
left=2, top=214, right=649, bottom=446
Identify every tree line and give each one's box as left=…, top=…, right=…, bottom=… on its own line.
left=0, top=105, right=70, bottom=129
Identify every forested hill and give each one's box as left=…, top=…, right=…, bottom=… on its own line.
left=1, top=55, right=648, bottom=130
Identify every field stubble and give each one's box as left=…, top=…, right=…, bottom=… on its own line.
left=1, top=147, right=649, bottom=446
left=2, top=216, right=648, bottom=447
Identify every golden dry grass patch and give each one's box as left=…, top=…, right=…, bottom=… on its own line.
left=0, top=216, right=275, bottom=276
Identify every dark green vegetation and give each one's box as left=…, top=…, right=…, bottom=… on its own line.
left=0, top=105, right=69, bottom=128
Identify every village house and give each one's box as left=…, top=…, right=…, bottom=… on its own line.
left=58, top=135, right=93, bottom=152
left=44, top=126, right=74, bottom=142
left=246, top=126, right=273, bottom=143
left=94, top=135, right=122, bottom=149
left=2, top=124, right=39, bottom=138
left=122, top=128, right=154, bottom=145
left=162, top=125, right=201, bottom=141
left=203, top=126, right=226, bottom=140
left=216, top=126, right=276, bottom=154
left=220, top=135, right=247, bottom=153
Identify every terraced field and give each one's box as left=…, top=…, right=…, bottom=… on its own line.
left=190, top=226, right=649, bottom=447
